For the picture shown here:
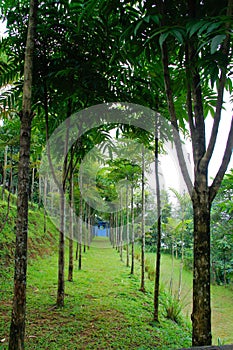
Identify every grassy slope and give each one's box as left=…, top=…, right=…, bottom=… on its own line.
left=0, top=201, right=191, bottom=349
left=143, top=251, right=233, bottom=345
left=1, top=200, right=232, bottom=348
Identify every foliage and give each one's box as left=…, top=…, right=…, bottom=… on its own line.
left=161, top=292, right=183, bottom=324
left=0, top=198, right=57, bottom=267
left=211, top=169, right=233, bottom=285
left=0, top=0, right=233, bottom=347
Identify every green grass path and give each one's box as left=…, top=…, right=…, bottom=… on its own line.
left=0, top=237, right=191, bottom=349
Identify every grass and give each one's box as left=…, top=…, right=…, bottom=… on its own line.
left=137, top=248, right=233, bottom=345
left=1, top=200, right=232, bottom=348
left=0, top=237, right=192, bottom=349
left=0, top=219, right=192, bottom=350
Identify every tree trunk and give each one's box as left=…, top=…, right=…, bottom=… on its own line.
left=178, top=230, right=184, bottom=302
left=9, top=114, right=33, bottom=350
left=43, top=177, right=47, bottom=234
left=38, top=173, right=42, bottom=208
left=1, top=145, right=8, bottom=200
left=169, top=234, right=175, bottom=294
left=140, top=146, right=145, bottom=292
left=0, top=148, right=12, bottom=233
left=130, top=184, right=135, bottom=275
left=75, top=242, right=78, bottom=261
left=191, top=191, right=212, bottom=346
left=68, top=157, right=74, bottom=282
left=87, top=205, right=91, bottom=249
left=30, top=166, right=35, bottom=204
left=56, top=103, right=71, bottom=306
left=116, top=212, right=119, bottom=252
left=120, top=188, right=123, bottom=261
left=57, top=190, right=65, bottom=307
left=126, top=183, right=130, bottom=267
left=78, top=185, right=83, bottom=270
left=8, top=1, right=38, bottom=348
left=154, top=125, right=162, bottom=321
left=110, top=213, right=114, bottom=248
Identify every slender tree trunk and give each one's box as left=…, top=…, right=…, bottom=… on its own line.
left=78, top=243, right=82, bottom=270
left=116, top=212, right=119, bottom=252
left=140, top=146, right=145, bottom=292
left=130, top=184, right=135, bottom=275
left=178, top=231, right=184, bottom=301
left=0, top=148, right=12, bottom=233
left=30, top=166, right=35, bottom=204
left=154, top=124, right=162, bottom=321
left=1, top=145, right=8, bottom=200
left=68, top=154, right=74, bottom=282
left=223, top=250, right=227, bottom=286
left=83, top=208, right=87, bottom=253
left=38, top=173, right=42, bottom=208
left=120, top=189, right=123, bottom=261
left=8, top=1, right=38, bottom=348
left=9, top=148, right=13, bottom=194
left=43, top=178, right=47, bottom=234
left=110, top=213, right=114, bottom=248
left=78, top=182, right=83, bottom=270
left=126, top=183, right=130, bottom=267
left=57, top=110, right=70, bottom=306
left=87, top=205, right=91, bottom=249
left=57, top=189, right=65, bottom=307
left=169, top=235, right=174, bottom=294
left=191, top=191, right=212, bottom=346
left=75, top=242, right=78, bottom=261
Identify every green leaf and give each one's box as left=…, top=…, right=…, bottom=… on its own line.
left=210, top=35, right=226, bottom=54
left=143, top=15, right=150, bottom=23
left=187, top=20, right=204, bottom=38
left=151, top=15, right=160, bottom=25
left=171, top=29, right=184, bottom=44
left=198, top=22, right=212, bottom=35
left=206, top=22, right=222, bottom=34
left=134, top=20, right=143, bottom=36
left=159, top=32, right=170, bottom=47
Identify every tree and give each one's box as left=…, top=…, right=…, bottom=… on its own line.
left=120, top=0, right=233, bottom=345
left=152, top=2, right=232, bottom=345
left=68, top=145, right=74, bottom=282
left=138, top=145, right=145, bottom=292
left=153, top=119, right=162, bottom=321
left=159, top=3, right=233, bottom=345
left=8, top=0, right=38, bottom=348
left=211, top=169, right=233, bottom=285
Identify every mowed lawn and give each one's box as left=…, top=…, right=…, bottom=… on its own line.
left=0, top=237, right=192, bottom=350
left=1, top=236, right=232, bottom=348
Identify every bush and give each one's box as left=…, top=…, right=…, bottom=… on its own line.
left=162, top=292, right=183, bottom=324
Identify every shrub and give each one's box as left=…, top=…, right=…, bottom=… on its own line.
left=162, top=292, right=183, bottom=324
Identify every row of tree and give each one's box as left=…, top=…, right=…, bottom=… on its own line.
left=1, top=0, right=233, bottom=348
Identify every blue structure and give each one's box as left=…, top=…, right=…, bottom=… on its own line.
left=94, top=220, right=109, bottom=237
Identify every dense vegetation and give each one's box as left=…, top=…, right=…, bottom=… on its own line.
left=0, top=0, right=233, bottom=348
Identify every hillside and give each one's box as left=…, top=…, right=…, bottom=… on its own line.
left=1, top=200, right=232, bottom=348
left=0, top=199, right=58, bottom=266
left=0, top=201, right=192, bottom=349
